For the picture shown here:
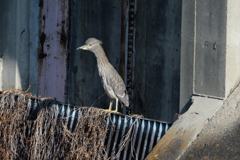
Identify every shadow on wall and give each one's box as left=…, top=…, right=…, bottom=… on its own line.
left=180, top=98, right=192, bottom=114
left=0, top=0, right=39, bottom=94
left=132, top=0, right=182, bottom=122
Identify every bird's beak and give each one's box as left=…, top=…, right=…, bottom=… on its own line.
left=76, top=45, right=88, bottom=50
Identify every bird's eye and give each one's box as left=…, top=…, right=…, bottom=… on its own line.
left=89, top=44, right=92, bottom=46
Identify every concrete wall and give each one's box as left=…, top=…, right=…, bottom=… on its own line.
left=181, top=0, right=227, bottom=105
left=180, top=0, right=240, bottom=111
left=226, top=0, right=240, bottom=97
left=0, top=0, right=39, bottom=94
left=180, top=0, right=195, bottom=112
left=180, top=0, right=227, bottom=110
left=194, top=0, right=227, bottom=98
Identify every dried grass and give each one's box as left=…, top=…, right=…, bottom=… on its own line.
left=0, top=89, right=109, bottom=160
left=0, top=89, right=138, bottom=160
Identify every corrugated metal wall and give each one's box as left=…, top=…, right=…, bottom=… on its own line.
left=67, top=0, right=122, bottom=108
left=68, top=0, right=181, bottom=122
left=0, top=0, right=39, bottom=94
left=0, top=0, right=181, bottom=122
left=133, top=1, right=181, bottom=121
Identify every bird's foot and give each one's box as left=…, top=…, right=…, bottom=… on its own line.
left=98, top=108, right=120, bottom=114
left=104, top=109, right=120, bottom=114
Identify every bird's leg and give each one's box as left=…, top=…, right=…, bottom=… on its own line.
left=109, top=99, right=114, bottom=110
left=115, top=98, right=119, bottom=112
left=105, top=99, right=120, bottom=113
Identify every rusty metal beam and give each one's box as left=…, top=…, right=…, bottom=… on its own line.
left=38, top=0, right=69, bottom=102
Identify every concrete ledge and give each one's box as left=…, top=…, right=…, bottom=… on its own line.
left=179, top=84, right=240, bottom=160
left=145, top=96, right=223, bottom=160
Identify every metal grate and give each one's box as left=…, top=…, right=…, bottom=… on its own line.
left=105, top=114, right=170, bottom=160
left=28, top=99, right=171, bottom=160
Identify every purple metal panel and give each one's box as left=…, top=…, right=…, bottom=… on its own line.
left=38, top=0, right=69, bottom=102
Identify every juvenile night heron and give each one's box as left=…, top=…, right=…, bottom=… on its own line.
left=77, top=38, right=129, bottom=112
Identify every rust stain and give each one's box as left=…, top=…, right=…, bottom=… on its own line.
left=60, top=21, right=67, bottom=47
left=39, top=32, right=47, bottom=60
left=42, top=15, right=45, bottom=21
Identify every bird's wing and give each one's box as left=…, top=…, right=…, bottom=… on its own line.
left=107, top=70, right=129, bottom=106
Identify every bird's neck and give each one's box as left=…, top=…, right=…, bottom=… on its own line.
left=92, top=46, right=110, bottom=65
left=91, top=46, right=112, bottom=75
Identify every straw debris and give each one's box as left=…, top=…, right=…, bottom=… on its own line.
left=0, top=89, right=138, bottom=160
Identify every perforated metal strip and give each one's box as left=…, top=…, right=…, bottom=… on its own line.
left=124, top=0, right=137, bottom=113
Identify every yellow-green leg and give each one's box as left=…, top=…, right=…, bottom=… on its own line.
left=106, top=98, right=119, bottom=113
left=109, top=99, right=114, bottom=110
left=115, top=98, right=119, bottom=112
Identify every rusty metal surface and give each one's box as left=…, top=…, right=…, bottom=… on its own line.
left=38, top=0, right=69, bottom=102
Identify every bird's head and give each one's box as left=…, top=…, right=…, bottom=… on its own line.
left=76, top=38, right=102, bottom=51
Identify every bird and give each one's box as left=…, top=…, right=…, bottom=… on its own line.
left=77, top=38, right=129, bottom=112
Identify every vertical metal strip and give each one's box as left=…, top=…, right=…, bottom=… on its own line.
left=157, top=123, right=163, bottom=142
left=111, top=115, right=122, bottom=159
left=135, top=119, right=145, bottom=157
left=29, top=0, right=39, bottom=94
left=106, top=115, right=116, bottom=156
left=38, top=0, right=69, bottom=102
left=64, top=104, right=70, bottom=126
left=68, top=105, right=76, bottom=131
left=141, top=120, right=151, bottom=159
left=122, top=117, right=133, bottom=159
left=148, top=121, right=157, bottom=153
left=128, top=118, right=139, bottom=160
left=165, top=123, right=170, bottom=132
left=116, top=116, right=128, bottom=160
left=60, top=104, right=65, bottom=118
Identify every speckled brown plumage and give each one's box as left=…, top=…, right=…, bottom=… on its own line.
left=77, top=38, right=129, bottom=112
